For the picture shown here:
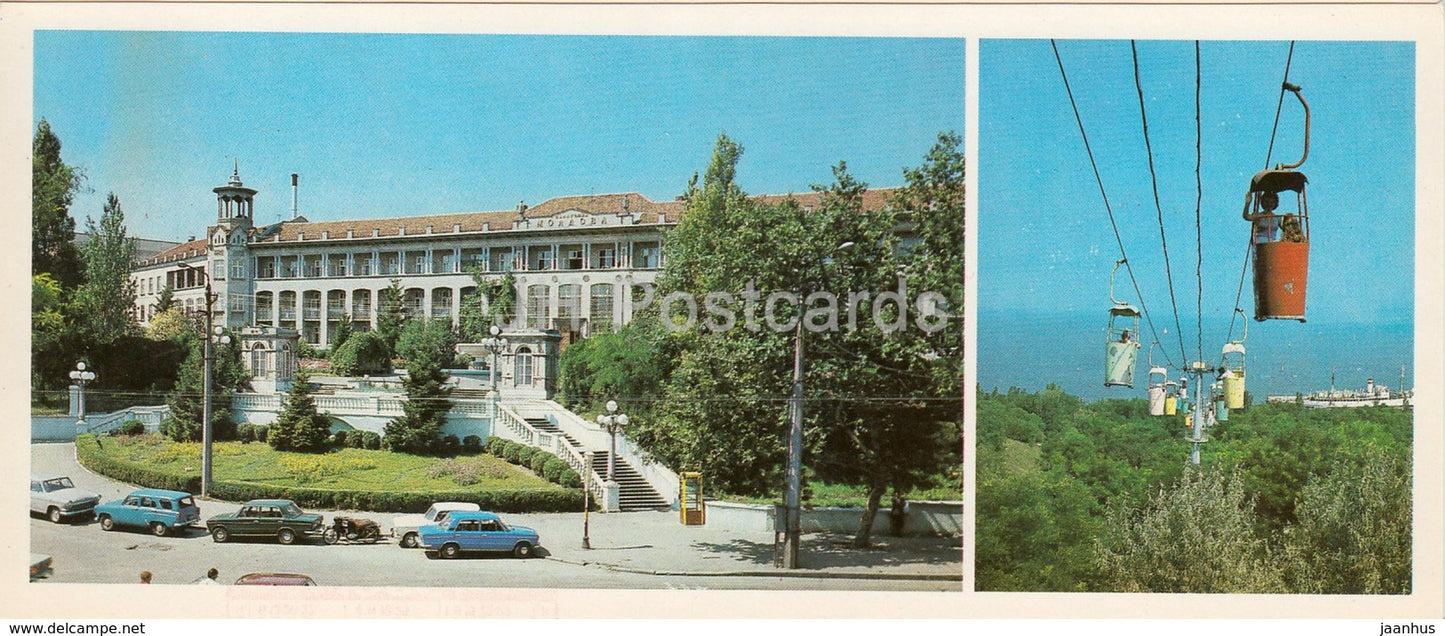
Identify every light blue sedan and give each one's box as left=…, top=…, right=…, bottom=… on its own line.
left=417, top=511, right=540, bottom=559
left=95, top=489, right=201, bottom=537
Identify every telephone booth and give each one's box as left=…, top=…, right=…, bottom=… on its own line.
left=679, top=472, right=706, bottom=525
left=1244, top=83, right=1312, bottom=322
left=1147, top=365, right=1169, bottom=416
left=1222, top=342, right=1246, bottom=410
left=1163, top=380, right=1178, bottom=416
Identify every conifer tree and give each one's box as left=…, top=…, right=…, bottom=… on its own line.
left=268, top=370, right=332, bottom=453
left=32, top=119, right=85, bottom=288
left=384, top=350, right=453, bottom=455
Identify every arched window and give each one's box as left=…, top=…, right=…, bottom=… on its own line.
left=515, top=346, right=533, bottom=386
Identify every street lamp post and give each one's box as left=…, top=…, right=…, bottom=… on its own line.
left=582, top=450, right=593, bottom=549
left=781, top=241, right=854, bottom=570
left=480, top=325, right=510, bottom=422
left=595, top=400, right=630, bottom=481
left=596, top=400, right=629, bottom=512
left=69, top=362, right=96, bottom=430
left=179, top=262, right=229, bottom=497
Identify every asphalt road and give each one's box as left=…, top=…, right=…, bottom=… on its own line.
left=30, top=442, right=955, bottom=591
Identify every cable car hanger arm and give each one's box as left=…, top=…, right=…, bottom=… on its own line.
left=1276, top=82, right=1310, bottom=170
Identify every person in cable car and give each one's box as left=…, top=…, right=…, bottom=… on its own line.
left=1251, top=191, right=1280, bottom=244
left=1120, top=329, right=1132, bottom=344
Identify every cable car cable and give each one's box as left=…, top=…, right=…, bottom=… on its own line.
left=1230, top=41, right=1296, bottom=337
left=1193, top=45, right=1206, bottom=362
left=1130, top=41, right=1189, bottom=366
left=1262, top=42, right=1298, bottom=171
left=1050, top=39, right=1177, bottom=371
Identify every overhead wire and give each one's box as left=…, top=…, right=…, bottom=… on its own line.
left=1050, top=39, right=1177, bottom=371
left=1229, top=40, right=1296, bottom=342
left=1130, top=40, right=1190, bottom=366
left=1194, top=41, right=1204, bottom=364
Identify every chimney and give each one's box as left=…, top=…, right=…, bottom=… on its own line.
left=291, top=173, right=299, bottom=219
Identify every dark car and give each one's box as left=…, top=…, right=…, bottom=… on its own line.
left=205, top=499, right=326, bottom=545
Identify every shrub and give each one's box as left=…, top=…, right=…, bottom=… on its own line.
left=74, top=434, right=584, bottom=513
left=362, top=431, right=382, bottom=450
left=332, top=430, right=349, bottom=448
left=515, top=446, right=538, bottom=466
left=485, top=437, right=510, bottom=456
left=235, top=423, right=255, bottom=443
left=330, top=331, right=393, bottom=376
left=442, top=434, right=461, bottom=456
left=502, top=443, right=523, bottom=463
left=114, top=420, right=147, bottom=436
left=348, top=430, right=366, bottom=448
left=254, top=425, right=268, bottom=443
left=463, top=435, right=483, bottom=455
left=530, top=452, right=551, bottom=474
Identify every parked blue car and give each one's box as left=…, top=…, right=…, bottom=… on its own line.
left=96, top=489, right=201, bottom=537
left=417, top=511, right=540, bottom=559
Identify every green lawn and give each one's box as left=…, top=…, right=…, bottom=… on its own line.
left=98, top=434, right=554, bottom=492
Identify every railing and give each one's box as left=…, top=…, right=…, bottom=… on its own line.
left=303, top=308, right=320, bottom=320
left=495, top=402, right=606, bottom=502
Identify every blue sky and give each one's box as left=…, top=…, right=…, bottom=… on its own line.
left=34, top=32, right=965, bottom=242
left=978, top=40, right=1415, bottom=397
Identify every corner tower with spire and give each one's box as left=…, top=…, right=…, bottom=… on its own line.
left=208, top=162, right=257, bottom=328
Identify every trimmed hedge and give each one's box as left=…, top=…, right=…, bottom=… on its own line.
left=74, top=434, right=584, bottom=513
left=482, top=437, right=584, bottom=489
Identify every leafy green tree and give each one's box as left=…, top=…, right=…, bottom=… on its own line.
left=1284, top=449, right=1411, bottom=594
left=1095, top=467, right=1287, bottom=593
left=162, top=331, right=247, bottom=442
left=154, top=281, right=175, bottom=313
left=32, top=273, right=79, bottom=398
left=32, top=119, right=85, bottom=288
left=330, top=330, right=393, bottom=376
left=267, top=370, right=332, bottom=453
left=145, top=305, right=196, bottom=342
left=384, top=353, right=453, bottom=455
left=397, top=319, right=463, bottom=369
left=330, top=313, right=354, bottom=350
left=75, top=193, right=139, bottom=347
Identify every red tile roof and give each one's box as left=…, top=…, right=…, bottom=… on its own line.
left=139, top=188, right=902, bottom=262
left=136, top=238, right=209, bottom=267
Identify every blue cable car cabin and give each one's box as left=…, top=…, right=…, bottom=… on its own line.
left=1104, top=304, right=1142, bottom=388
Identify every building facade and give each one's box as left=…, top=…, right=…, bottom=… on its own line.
left=131, top=167, right=899, bottom=355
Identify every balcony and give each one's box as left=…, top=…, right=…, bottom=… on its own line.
left=279, top=309, right=297, bottom=320
left=327, top=305, right=346, bottom=319
left=303, top=308, right=321, bottom=320
left=354, top=302, right=372, bottom=316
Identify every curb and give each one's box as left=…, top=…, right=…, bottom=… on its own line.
left=544, top=556, right=963, bottom=581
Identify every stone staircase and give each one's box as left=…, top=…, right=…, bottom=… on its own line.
left=451, top=387, right=492, bottom=400
left=524, top=417, right=581, bottom=449
left=591, top=451, right=670, bottom=511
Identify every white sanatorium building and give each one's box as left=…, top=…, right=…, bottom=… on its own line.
left=130, top=167, right=899, bottom=349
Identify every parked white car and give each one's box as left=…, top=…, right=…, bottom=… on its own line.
left=392, top=502, right=480, bottom=548
left=30, top=474, right=101, bottom=523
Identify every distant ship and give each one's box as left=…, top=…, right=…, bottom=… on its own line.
left=1267, top=368, right=1414, bottom=409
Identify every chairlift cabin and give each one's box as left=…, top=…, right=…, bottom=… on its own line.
left=1214, top=381, right=1230, bottom=422
left=1147, top=364, right=1169, bottom=416
left=1104, top=261, right=1142, bottom=388
left=1244, top=83, right=1312, bottom=322
left=1245, top=170, right=1310, bottom=321
left=1105, top=305, right=1142, bottom=387
left=1163, top=380, right=1179, bottom=416
left=1221, top=341, right=1247, bottom=410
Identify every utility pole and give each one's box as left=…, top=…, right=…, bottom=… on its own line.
left=1187, top=361, right=1210, bottom=465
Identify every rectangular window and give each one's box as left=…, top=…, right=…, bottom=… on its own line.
left=590, top=283, right=614, bottom=333
left=633, top=242, right=661, bottom=269
left=527, top=285, right=549, bottom=330
left=567, top=250, right=583, bottom=270
left=232, top=262, right=246, bottom=279
left=595, top=248, right=616, bottom=269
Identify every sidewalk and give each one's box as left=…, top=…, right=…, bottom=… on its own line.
left=509, top=510, right=963, bottom=581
